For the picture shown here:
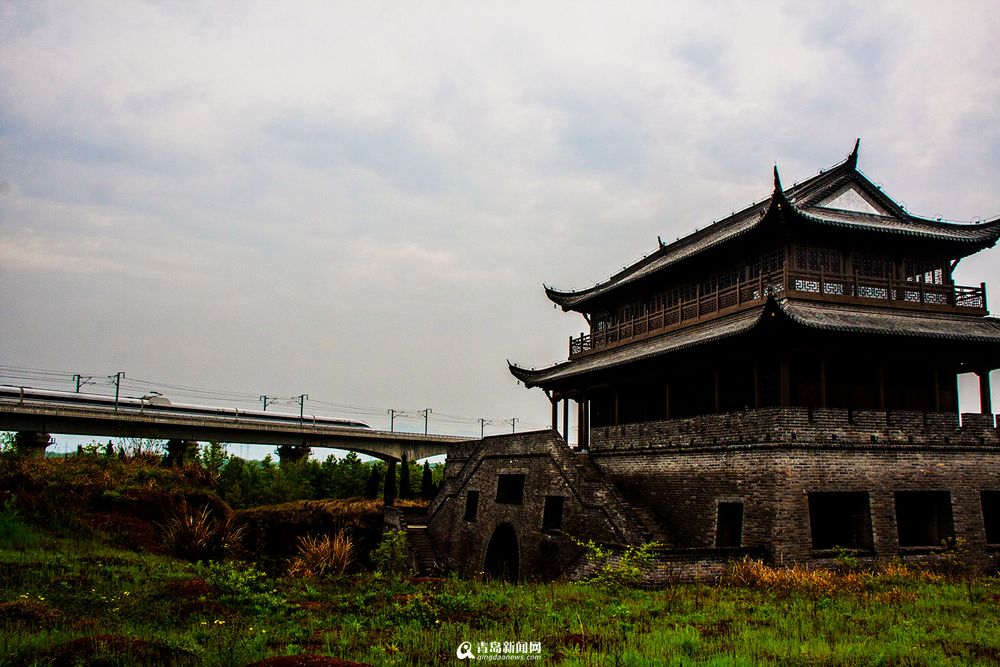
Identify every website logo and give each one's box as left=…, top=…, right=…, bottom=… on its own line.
left=456, top=640, right=542, bottom=661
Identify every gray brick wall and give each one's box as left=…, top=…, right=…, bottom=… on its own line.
left=427, top=410, right=1000, bottom=581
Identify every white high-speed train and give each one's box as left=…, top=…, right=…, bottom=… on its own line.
left=0, top=385, right=371, bottom=429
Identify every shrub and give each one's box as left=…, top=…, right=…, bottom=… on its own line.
left=161, top=501, right=245, bottom=561
left=372, top=529, right=411, bottom=579
left=574, top=538, right=659, bottom=588
left=0, top=496, right=41, bottom=549
left=200, top=561, right=286, bottom=615
left=286, top=530, right=355, bottom=579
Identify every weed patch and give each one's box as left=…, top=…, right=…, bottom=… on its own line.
left=287, top=530, right=355, bottom=579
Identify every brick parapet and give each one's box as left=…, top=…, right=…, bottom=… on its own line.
left=590, top=446, right=1000, bottom=568
left=590, top=408, right=999, bottom=452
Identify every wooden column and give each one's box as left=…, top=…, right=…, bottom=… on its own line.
left=562, top=399, right=569, bottom=441
left=819, top=358, right=827, bottom=409
left=878, top=363, right=886, bottom=411
left=980, top=369, right=994, bottom=415
left=576, top=398, right=586, bottom=449
left=932, top=368, right=941, bottom=412
left=779, top=353, right=790, bottom=407
left=551, top=398, right=558, bottom=431
left=713, top=369, right=721, bottom=414
left=753, top=364, right=761, bottom=409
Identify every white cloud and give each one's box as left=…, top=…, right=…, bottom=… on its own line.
left=2, top=1, right=998, bottom=432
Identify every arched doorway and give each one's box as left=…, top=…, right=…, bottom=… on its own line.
left=483, top=523, right=519, bottom=582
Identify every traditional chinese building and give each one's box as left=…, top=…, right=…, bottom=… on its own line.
left=426, top=143, right=1000, bottom=580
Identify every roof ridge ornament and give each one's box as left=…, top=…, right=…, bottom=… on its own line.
left=847, top=138, right=860, bottom=170
left=772, top=165, right=783, bottom=194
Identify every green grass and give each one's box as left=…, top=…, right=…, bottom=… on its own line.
left=2, top=520, right=999, bottom=666
left=2, top=453, right=997, bottom=665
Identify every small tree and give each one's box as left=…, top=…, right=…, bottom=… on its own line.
left=364, top=465, right=381, bottom=500
left=421, top=461, right=435, bottom=500
left=399, top=453, right=413, bottom=499
left=372, top=529, right=411, bottom=579
left=383, top=461, right=397, bottom=506
left=199, top=442, right=229, bottom=479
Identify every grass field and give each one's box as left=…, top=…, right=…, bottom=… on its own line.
left=2, top=519, right=999, bottom=666
left=1, top=452, right=998, bottom=666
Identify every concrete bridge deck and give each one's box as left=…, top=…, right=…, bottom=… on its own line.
left=0, top=399, right=472, bottom=461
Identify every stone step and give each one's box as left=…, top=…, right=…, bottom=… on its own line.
left=405, top=525, right=440, bottom=575
left=620, top=503, right=670, bottom=545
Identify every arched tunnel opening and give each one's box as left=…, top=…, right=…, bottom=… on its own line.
left=483, top=523, right=519, bottom=582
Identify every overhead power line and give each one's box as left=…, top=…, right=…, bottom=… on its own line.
left=0, top=364, right=550, bottom=436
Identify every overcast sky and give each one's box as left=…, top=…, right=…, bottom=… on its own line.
left=2, top=1, right=998, bottom=449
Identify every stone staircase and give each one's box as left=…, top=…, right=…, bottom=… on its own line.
left=572, top=452, right=671, bottom=547
left=405, top=521, right=440, bottom=575
left=620, top=502, right=671, bottom=546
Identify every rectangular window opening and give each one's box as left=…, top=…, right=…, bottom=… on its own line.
left=542, top=495, right=565, bottom=531
left=496, top=474, right=526, bottom=505
left=808, top=492, right=873, bottom=550
left=981, top=491, right=1000, bottom=544
left=895, top=491, right=954, bottom=547
left=463, top=491, right=479, bottom=521
left=716, top=502, right=744, bottom=548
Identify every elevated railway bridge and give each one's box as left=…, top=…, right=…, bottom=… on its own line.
left=0, top=386, right=473, bottom=463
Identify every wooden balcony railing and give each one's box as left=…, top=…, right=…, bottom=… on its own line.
left=569, top=268, right=988, bottom=358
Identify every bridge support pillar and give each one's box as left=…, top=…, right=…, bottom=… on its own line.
left=14, top=431, right=51, bottom=458
left=277, top=445, right=311, bottom=465
left=164, top=440, right=200, bottom=466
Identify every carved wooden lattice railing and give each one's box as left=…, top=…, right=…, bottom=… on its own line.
left=569, top=268, right=987, bottom=358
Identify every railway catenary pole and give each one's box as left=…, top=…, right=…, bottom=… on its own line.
left=109, top=372, right=125, bottom=411
left=73, top=374, right=93, bottom=393
left=297, top=394, right=308, bottom=424
left=419, top=408, right=432, bottom=435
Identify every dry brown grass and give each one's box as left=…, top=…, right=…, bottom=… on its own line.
left=723, top=557, right=871, bottom=599
left=160, top=501, right=245, bottom=561
left=722, top=556, right=960, bottom=603
left=287, top=530, right=355, bottom=579
left=237, top=498, right=382, bottom=525
left=879, top=559, right=944, bottom=583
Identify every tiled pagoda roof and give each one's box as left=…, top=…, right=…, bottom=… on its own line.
left=545, top=141, right=1000, bottom=312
